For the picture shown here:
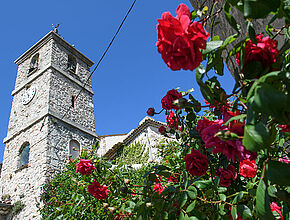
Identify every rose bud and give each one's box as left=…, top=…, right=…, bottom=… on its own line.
left=214, top=130, right=240, bottom=141
left=147, top=107, right=155, bottom=116
left=124, top=179, right=130, bottom=184
left=146, top=202, right=152, bottom=208
left=158, top=126, right=166, bottom=135
left=108, top=207, right=116, bottom=213
left=103, top=203, right=109, bottom=209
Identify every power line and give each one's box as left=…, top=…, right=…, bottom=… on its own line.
left=27, top=0, right=137, bottom=150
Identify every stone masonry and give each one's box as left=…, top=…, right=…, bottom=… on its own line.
left=0, top=31, right=97, bottom=219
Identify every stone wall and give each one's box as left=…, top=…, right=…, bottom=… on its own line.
left=0, top=121, right=49, bottom=220
left=49, top=69, right=95, bottom=132
left=46, top=117, right=97, bottom=177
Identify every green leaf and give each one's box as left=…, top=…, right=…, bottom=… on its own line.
left=231, top=206, right=238, bottom=220
left=252, top=83, right=290, bottom=124
left=219, top=194, right=226, bottom=202
left=243, top=122, right=271, bottom=151
left=224, top=114, right=246, bottom=126
left=267, top=160, right=290, bottom=186
left=246, top=20, right=257, bottom=44
left=180, top=192, right=188, bottom=208
left=233, top=192, right=243, bottom=204
left=203, top=40, right=223, bottom=54
left=267, top=185, right=277, bottom=198
left=186, top=201, right=196, bottom=213
left=221, top=34, right=239, bottom=48
left=187, top=189, right=197, bottom=199
left=256, top=179, right=275, bottom=219
left=244, top=0, right=280, bottom=18
left=237, top=205, right=252, bottom=219
left=193, top=180, right=212, bottom=189
left=224, top=2, right=241, bottom=33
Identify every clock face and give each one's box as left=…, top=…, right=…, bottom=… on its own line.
left=22, top=86, right=36, bottom=105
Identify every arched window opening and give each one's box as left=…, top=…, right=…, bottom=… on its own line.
left=28, top=53, right=39, bottom=74
left=71, top=95, right=76, bottom=108
left=69, top=140, right=80, bottom=160
left=67, top=55, right=76, bottom=73
left=18, top=142, right=30, bottom=169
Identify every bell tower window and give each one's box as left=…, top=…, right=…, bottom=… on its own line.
left=18, top=142, right=30, bottom=169
left=28, top=53, right=39, bottom=75
left=67, top=55, right=76, bottom=73
left=69, top=140, right=80, bottom=160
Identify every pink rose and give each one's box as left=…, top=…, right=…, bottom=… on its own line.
left=185, top=149, right=208, bottom=177
left=161, top=89, right=182, bottom=110
left=88, top=180, right=110, bottom=200
left=239, top=159, right=257, bottom=178
left=216, top=165, right=237, bottom=187
left=270, top=202, right=283, bottom=220
left=197, top=118, right=257, bottom=162
left=147, top=107, right=155, bottom=116
left=157, top=4, right=209, bottom=71
left=153, top=182, right=164, bottom=194
left=76, top=159, right=96, bottom=175
left=279, top=157, right=290, bottom=164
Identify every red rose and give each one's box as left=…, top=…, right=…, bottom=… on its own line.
left=159, top=126, right=166, bottom=134
left=278, top=124, right=290, bottom=132
left=157, top=4, right=209, bottom=71
left=270, top=202, right=283, bottom=220
left=185, top=149, right=208, bottom=177
left=167, top=110, right=180, bottom=129
left=216, top=165, right=237, bottom=187
left=153, top=182, right=164, bottom=194
left=76, top=159, right=96, bottom=175
left=88, top=180, right=110, bottom=200
left=147, top=107, right=155, bottom=116
left=161, top=89, right=182, bottom=110
left=239, top=159, right=257, bottom=178
left=239, top=34, right=279, bottom=76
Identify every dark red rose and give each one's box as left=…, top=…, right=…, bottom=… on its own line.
left=270, top=202, right=283, bottom=220
left=239, top=159, right=257, bottom=178
left=238, top=34, right=279, bottom=76
left=161, top=89, right=182, bottom=110
left=157, top=4, right=209, bottom=71
left=88, top=180, right=110, bottom=200
left=216, top=165, right=237, bottom=187
left=185, top=149, right=208, bottom=177
left=159, top=126, right=166, bottom=134
left=147, top=107, right=155, bottom=116
left=76, top=159, right=96, bottom=175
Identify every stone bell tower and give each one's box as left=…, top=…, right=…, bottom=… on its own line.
left=0, top=31, right=97, bottom=219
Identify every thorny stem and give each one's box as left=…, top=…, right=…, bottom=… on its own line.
left=197, top=196, right=234, bottom=206
left=272, top=25, right=288, bottom=40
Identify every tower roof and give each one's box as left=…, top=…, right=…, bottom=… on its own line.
left=14, top=31, right=94, bottom=67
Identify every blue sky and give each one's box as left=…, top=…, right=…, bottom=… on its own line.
left=0, top=0, right=235, bottom=162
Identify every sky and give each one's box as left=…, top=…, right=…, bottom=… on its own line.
left=0, top=0, right=235, bottom=162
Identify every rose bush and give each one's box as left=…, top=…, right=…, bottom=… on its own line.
left=40, top=1, right=289, bottom=219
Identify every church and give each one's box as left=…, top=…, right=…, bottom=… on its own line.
left=0, top=31, right=168, bottom=219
